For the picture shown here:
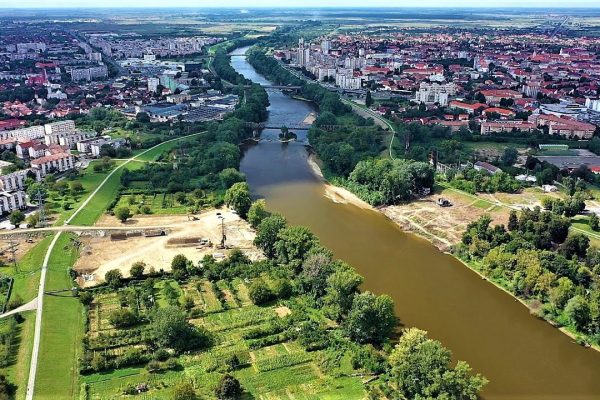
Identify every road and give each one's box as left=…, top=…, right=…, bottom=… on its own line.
left=340, top=98, right=397, bottom=159
left=24, top=131, right=204, bottom=400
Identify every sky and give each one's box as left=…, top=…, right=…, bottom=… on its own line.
left=1, top=0, right=599, bottom=8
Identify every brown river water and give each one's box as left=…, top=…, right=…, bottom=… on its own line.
left=232, top=47, right=600, bottom=399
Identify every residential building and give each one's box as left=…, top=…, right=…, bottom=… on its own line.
left=44, top=120, right=76, bottom=144
left=414, top=82, right=456, bottom=106
left=148, top=77, right=159, bottom=93
left=0, top=191, right=26, bottom=215
left=0, top=170, right=29, bottom=191
left=0, top=125, right=45, bottom=141
left=480, top=120, right=535, bottom=135
left=57, top=131, right=96, bottom=148
left=30, top=153, right=75, bottom=179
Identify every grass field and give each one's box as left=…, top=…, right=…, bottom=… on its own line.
left=67, top=161, right=146, bottom=226
left=81, top=278, right=366, bottom=399
left=50, top=162, right=121, bottom=226
left=0, top=236, right=53, bottom=399
left=35, top=233, right=85, bottom=400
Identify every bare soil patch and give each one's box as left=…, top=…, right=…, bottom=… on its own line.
left=75, top=209, right=263, bottom=287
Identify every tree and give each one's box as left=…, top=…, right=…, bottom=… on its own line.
left=70, top=181, right=84, bottom=196
left=136, top=112, right=150, bottom=123
left=589, top=213, right=600, bottom=232
left=215, top=373, right=242, bottom=400
left=275, top=226, right=319, bottom=264
left=109, top=308, right=138, bottom=328
left=247, top=199, right=270, bottom=228
left=172, top=381, right=196, bottom=400
left=386, top=328, right=487, bottom=399
left=8, top=210, right=25, bottom=226
left=507, top=210, right=518, bottom=231
left=130, top=261, right=146, bottom=279
left=171, top=254, right=189, bottom=279
left=79, top=291, right=94, bottom=306
left=254, top=214, right=287, bottom=258
left=0, top=374, right=16, bottom=400
left=501, top=147, right=518, bottom=167
left=26, top=212, right=40, bottom=228
left=559, top=233, right=590, bottom=260
left=105, top=269, right=123, bottom=288
left=365, top=90, right=373, bottom=107
left=26, top=182, right=47, bottom=205
left=115, top=206, right=132, bottom=223
left=248, top=278, right=274, bottom=305
left=323, top=263, right=363, bottom=321
left=344, top=292, right=397, bottom=344
left=549, top=277, right=575, bottom=310
left=150, top=306, right=210, bottom=352
left=224, top=182, right=252, bottom=218
left=565, top=295, right=590, bottom=331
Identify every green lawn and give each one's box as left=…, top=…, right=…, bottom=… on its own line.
left=67, top=161, right=145, bottom=226
left=134, top=137, right=196, bottom=162
left=35, top=233, right=84, bottom=400
left=0, top=236, right=53, bottom=399
left=50, top=162, right=119, bottom=226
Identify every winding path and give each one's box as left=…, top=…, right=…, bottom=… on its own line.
left=25, top=131, right=204, bottom=400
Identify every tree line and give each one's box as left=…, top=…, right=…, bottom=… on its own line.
left=458, top=208, right=600, bottom=345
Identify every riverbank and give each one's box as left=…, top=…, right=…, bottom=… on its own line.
left=308, top=153, right=600, bottom=353
left=456, top=256, right=600, bottom=353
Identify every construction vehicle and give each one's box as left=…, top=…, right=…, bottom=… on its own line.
left=437, top=198, right=452, bottom=207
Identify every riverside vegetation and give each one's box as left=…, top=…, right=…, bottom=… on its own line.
left=79, top=186, right=487, bottom=399
left=458, top=206, right=600, bottom=347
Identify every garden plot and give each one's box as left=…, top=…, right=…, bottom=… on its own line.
left=83, top=277, right=366, bottom=399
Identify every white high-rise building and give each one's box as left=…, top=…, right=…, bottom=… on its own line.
left=321, top=40, right=331, bottom=54
left=414, top=82, right=456, bottom=106
left=585, top=98, right=600, bottom=113
left=148, top=77, right=160, bottom=93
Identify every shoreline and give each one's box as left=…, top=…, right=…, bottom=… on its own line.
left=309, top=156, right=600, bottom=353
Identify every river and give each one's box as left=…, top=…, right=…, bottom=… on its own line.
left=232, top=46, right=600, bottom=399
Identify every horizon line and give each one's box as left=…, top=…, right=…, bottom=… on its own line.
left=2, top=5, right=600, bottom=9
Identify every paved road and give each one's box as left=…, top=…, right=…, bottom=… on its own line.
left=25, top=131, right=204, bottom=400
left=0, top=297, right=38, bottom=320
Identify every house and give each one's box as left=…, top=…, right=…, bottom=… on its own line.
left=482, top=107, right=516, bottom=119
left=448, top=101, right=488, bottom=114
left=474, top=161, right=502, bottom=174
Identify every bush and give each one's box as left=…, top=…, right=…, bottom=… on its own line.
left=172, top=381, right=196, bottom=400
left=105, top=269, right=123, bottom=288
left=248, top=279, right=274, bottom=305
left=130, top=262, right=146, bottom=279
left=215, top=373, right=242, bottom=400
left=115, top=206, right=132, bottom=223
left=109, top=308, right=139, bottom=328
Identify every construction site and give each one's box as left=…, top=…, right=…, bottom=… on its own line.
left=74, top=209, right=262, bottom=287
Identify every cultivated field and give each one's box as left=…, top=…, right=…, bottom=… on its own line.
left=81, top=278, right=365, bottom=399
